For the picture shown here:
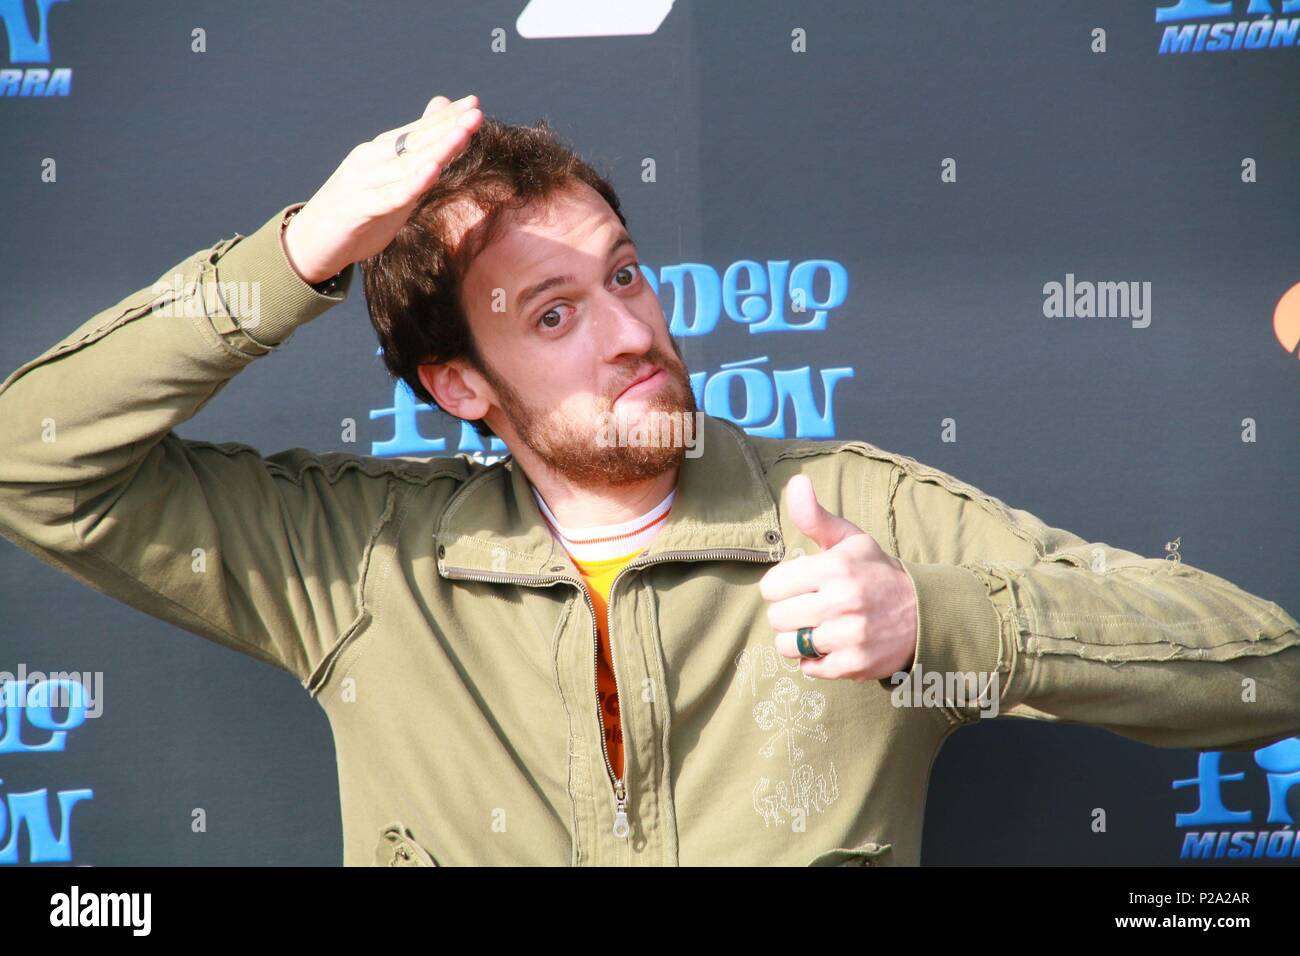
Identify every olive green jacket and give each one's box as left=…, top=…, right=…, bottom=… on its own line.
left=1, top=204, right=1297, bottom=866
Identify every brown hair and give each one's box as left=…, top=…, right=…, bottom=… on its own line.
left=360, top=116, right=628, bottom=439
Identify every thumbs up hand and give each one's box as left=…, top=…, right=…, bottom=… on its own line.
left=759, top=475, right=918, bottom=681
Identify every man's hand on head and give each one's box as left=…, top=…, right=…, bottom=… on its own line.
left=281, top=93, right=484, bottom=285
left=760, top=474, right=919, bottom=682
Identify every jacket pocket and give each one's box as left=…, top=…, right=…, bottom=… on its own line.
left=805, top=840, right=894, bottom=866
left=375, top=822, right=440, bottom=867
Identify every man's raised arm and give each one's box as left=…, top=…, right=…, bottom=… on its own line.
left=0, top=93, right=484, bottom=686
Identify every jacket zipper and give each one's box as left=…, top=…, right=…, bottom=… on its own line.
left=441, top=544, right=778, bottom=844
left=576, top=583, right=628, bottom=838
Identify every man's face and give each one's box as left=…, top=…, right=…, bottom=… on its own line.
left=443, top=182, right=697, bottom=486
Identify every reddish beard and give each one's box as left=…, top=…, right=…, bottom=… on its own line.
left=480, top=342, right=698, bottom=486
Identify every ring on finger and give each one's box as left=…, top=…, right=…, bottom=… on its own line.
left=796, top=626, right=825, bottom=660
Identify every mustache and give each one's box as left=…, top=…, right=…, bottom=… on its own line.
left=610, top=349, right=690, bottom=402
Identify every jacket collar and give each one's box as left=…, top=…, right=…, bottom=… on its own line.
left=436, top=414, right=785, bottom=581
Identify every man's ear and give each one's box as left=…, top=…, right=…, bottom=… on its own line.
left=417, top=360, right=492, bottom=422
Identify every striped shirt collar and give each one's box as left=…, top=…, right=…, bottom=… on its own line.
left=530, top=483, right=676, bottom=563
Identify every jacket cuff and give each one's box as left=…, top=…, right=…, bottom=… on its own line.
left=210, top=202, right=355, bottom=346
left=878, top=560, right=1004, bottom=690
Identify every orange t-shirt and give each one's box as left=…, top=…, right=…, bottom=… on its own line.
left=570, top=550, right=644, bottom=782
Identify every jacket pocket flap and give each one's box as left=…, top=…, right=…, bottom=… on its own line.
left=805, top=841, right=894, bottom=866
left=376, top=822, right=440, bottom=867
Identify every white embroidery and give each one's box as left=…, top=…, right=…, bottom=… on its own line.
left=732, top=644, right=817, bottom=698
left=734, top=646, right=840, bottom=824
left=753, top=677, right=827, bottom=764
left=752, top=761, right=841, bottom=828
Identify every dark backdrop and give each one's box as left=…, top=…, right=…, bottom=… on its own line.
left=1, top=0, right=1296, bottom=865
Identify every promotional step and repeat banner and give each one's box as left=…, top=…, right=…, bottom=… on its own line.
left=1, top=1, right=1296, bottom=866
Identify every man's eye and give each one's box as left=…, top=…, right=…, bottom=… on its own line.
left=614, top=264, right=639, bottom=287
left=539, top=307, right=565, bottom=329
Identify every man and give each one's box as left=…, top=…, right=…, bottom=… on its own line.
left=0, top=94, right=1297, bottom=866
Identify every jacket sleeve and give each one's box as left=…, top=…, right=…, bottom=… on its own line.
left=881, top=454, right=1300, bottom=752
left=0, top=203, right=395, bottom=688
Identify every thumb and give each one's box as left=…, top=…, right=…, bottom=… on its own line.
left=785, top=474, right=862, bottom=552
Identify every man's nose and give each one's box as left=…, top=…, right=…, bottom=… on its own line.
left=596, top=295, right=655, bottom=362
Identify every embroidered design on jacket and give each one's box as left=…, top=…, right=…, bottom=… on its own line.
left=754, top=677, right=827, bottom=763
left=734, top=647, right=841, bottom=826
left=752, top=761, right=841, bottom=828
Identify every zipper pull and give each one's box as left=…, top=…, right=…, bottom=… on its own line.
left=612, top=780, right=630, bottom=839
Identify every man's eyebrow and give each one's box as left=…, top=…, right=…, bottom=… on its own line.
left=514, top=232, right=636, bottom=314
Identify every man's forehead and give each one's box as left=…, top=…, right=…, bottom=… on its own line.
left=463, top=188, right=626, bottom=291
left=506, top=189, right=614, bottom=251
